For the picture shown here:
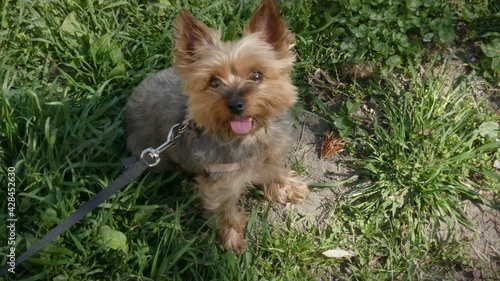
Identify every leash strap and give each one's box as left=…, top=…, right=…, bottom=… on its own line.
left=0, top=121, right=190, bottom=276
left=0, top=158, right=149, bottom=276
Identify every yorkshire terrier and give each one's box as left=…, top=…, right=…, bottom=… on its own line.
left=125, top=0, right=309, bottom=254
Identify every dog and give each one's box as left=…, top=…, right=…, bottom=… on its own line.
left=125, top=0, right=309, bottom=254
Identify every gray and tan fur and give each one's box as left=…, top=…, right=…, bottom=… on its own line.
left=125, top=0, right=309, bottom=254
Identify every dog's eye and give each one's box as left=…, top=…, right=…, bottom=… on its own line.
left=209, top=77, right=222, bottom=88
left=249, top=71, right=263, bottom=82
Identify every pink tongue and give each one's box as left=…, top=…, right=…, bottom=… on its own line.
left=229, top=117, right=253, bottom=135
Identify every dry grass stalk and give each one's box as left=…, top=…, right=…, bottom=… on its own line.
left=320, top=132, right=345, bottom=158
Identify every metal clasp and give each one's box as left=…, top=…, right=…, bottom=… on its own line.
left=139, top=121, right=190, bottom=167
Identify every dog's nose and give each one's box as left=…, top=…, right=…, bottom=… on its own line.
left=228, top=98, right=245, bottom=115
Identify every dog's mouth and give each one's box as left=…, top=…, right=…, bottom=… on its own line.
left=229, top=116, right=253, bottom=135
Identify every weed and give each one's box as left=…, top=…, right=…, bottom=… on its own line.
left=344, top=61, right=499, bottom=278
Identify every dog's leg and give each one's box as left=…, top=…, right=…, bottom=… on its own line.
left=196, top=175, right=247, bottom=254
left=257, top=160, right=309, bottom=204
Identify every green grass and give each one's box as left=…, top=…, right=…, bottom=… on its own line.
left=345, top=61, right=499, bottom=278
left=1, top=0, right=499, bottom=280
left=308, top=58, right=499, bottom=279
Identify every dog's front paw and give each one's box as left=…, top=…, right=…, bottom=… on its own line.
left=219, top=227, right=247, bottom=255
left=265, top=170, right=309, bottom=204
left=286, top=171, right=309, bottom=203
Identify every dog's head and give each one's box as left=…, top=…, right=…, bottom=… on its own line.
left=173, top=0, right=297, bottom=140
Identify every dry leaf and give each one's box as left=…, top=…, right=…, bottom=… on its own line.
left=314, top=68, right=338, bottom=86
left=341, top=62, right=375, bottom=79
left=321, top=132, right=345, bottom=158
left=310, top=68, right=345, bottom=98
left=322, top=248, right=356, bottom=259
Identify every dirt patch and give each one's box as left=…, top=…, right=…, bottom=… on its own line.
left=286, top=113, right=354, bottom=221
left=247, top=112, right=354, bottom=227
left=461, top=201, right=500, bottom=278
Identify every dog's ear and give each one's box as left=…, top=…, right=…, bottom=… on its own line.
left=173, top=10, right=218, bottom=61
left=244, top=0, right=295, bottom=54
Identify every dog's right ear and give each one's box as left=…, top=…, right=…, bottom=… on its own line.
left=173, top=10, right=218, bottom=62
left=244, top=0, right=295, bottom=60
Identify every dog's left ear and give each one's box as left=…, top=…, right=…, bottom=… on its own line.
left=244, top=0, right=295, bottom=56
left=173, top=10, right=219, bottom=63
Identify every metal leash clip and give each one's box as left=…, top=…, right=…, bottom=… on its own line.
left=140, top=120, right=190, bottom=167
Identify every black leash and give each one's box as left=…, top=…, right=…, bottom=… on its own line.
left=0, top=121, right=190, bottom=276
left=0, top=159, right=149, bottom=276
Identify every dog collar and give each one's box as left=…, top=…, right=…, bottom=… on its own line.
left=187, top=121, right=204, bottom=137
left=206, top=163, right=244, bottom=173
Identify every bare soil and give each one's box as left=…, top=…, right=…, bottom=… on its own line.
left=286, top=113, right=354, bottom=221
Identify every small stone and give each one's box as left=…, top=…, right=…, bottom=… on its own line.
left=494, top=159, right=500, bottom=169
